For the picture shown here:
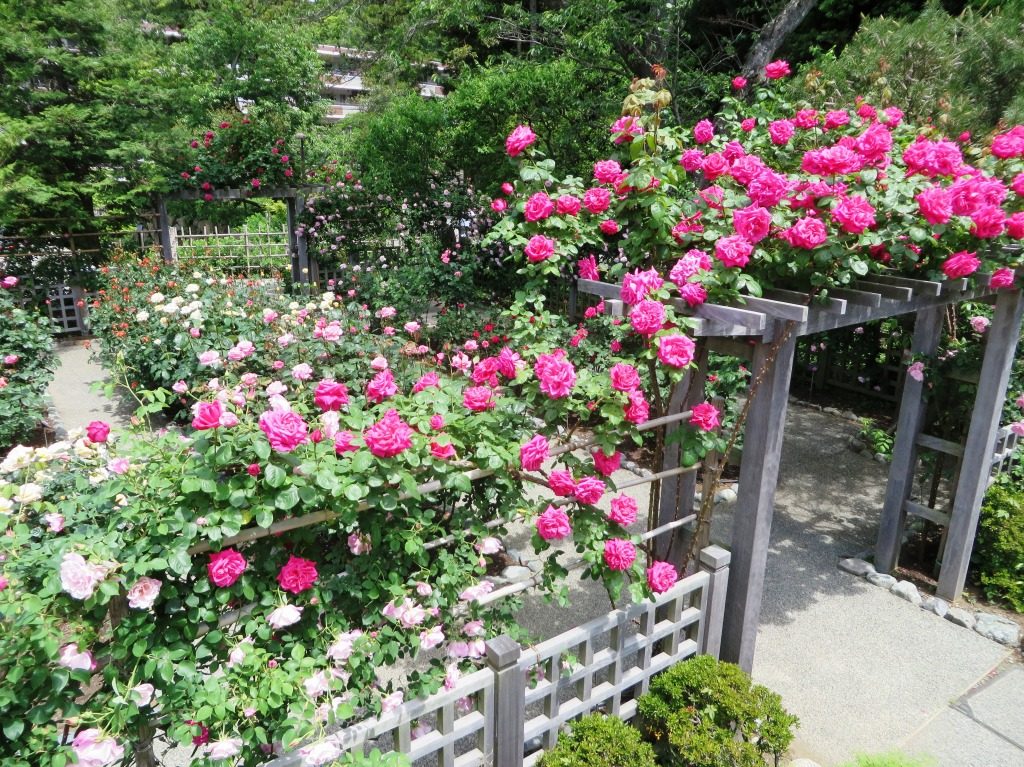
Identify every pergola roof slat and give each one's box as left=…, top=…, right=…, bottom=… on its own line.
left=829, top=287, right=883, bottom=307
left=738, top=295, right=809, bottom=323
left=869, top=273, right=943, bottom=297
left=767, top=289, right=848, bottom=315
left=854, top=280, right=914, bottom=301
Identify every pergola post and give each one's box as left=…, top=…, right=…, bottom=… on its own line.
left=875, top=306, right=945, bottom=573
left=157, top=197, right=174, bottom=263
left=657, top=341, right=709, bottom=571
left=721, top=321, right=797, bottom=672
left=936, top=287, right=1024, bottom=601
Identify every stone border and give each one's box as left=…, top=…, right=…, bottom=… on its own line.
left=838, top=557, right=1022, bottom=650
left=45, top=396, right=69, bottom=441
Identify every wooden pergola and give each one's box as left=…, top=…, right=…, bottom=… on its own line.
left=577, top=266, right=1024, bottom=671
left=157, top=187, right=321, bottom=284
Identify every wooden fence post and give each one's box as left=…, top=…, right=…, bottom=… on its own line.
left=158, top=197, right=174, bottom=263
left=698, top=545, right=731, bottom=658
left=486, top=635, right=525, bottom=767
left=875, top=306, right=944, bottom=573
left=936, top=287, right=1024, bottom=601
left=721, top=321, right=797, bottom=673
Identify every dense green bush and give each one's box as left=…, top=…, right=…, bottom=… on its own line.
left=790, top=2, right=1024, bottom=135
left=637, top=655, right=798, bottom=767
left=0, top=282, right=57, bottom=450
left=976, top=478, right=1024, bottom=611
left=539, top=714, right=657, bottom=767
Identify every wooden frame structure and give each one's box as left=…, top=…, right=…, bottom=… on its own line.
left=577, top=266, right=1023, bottom=672
left=158, top=187, right=322, bottom=284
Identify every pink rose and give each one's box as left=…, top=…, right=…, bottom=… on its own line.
left=60, top=553, right=107, bottom=600
left=603, top=539, right=637, bottom=570
left=524, top=192, right=555, bottom=222
left=205, top=739, right=243, bottom=760
left=208, top=549, right=247, bottom=587
left=733, top=205, right=772, bottom=244
left=647, top=561, right=678, bottom=593
left=429, top=413, right=445, bottom=430
left=72, top=729, right=123, bottom=767
left=548, top=469, right=576, bottom=496
left=991, top=125, right=1024, bottom=159
left=764, top=59, right=791, bottom=79
left=942, top=251, right=980, bottom=279
left=86, top=421, right=110, bottom=443
left=693, top=119, right=715, bottom=144
left=536, top=506, right=572, bottom=540
left=413, top=371, right=441, bottom=394
left=59, top=643, right=96, bottom=671
left=793, top=108, right=819, bottom=129
left=599, top=219, right=620, bottom=235
left=314, top=380, right=349, bottom=411
left=624, top=389, right=649, bottom=424
left=680, top=149, right=704, bottom=171
left=970, top=316, right=990, bottom=334
left=348, top=532, right=371, bottom=555
left=823, top=110, right=849, bottom=130
left=780, top=217, right=828, bottom=249
left=501, top=182, right=515, bottom=195
left=715, top=234, right=753, bottom=268
left=690, top=402, right=721, bottom=431
left=608, top=495, right=638, bottom=526
left=1007, top=212, right=1024, bottom=240
left=630, top=300, right=665, bottom=337
left=916, top=186, right=953, bottom=225
left=970, top=205, right=1006, bottom=239
left=620, top=267, right=664, bottom=305
left=768, top=119, right=795, bottom=145
left=524, top=234, right=556, bottom=263
left=747, top=169, right=790, bottom=207
left=430, top=440, right=457, bottom=460
left=334, top=430, right=359, bottom=455
left=491, top=197, right=507, bottom=213
left=582, top=187, right=611, bottom=214
left=741, top=118, right=756, bottom=132
left=267, top=603, right=303, bottom=629
left=731, top=75, right=747, bottom=89
left=463, top=385, right=496, bottom=411
left=534, top=350, right=576, bottom=398
left=990, top=267, right=1016, bottom=289
left=658, top=334, right=696, bottom=368
left=556, top=195, right=582, bottom=215
left=678, top=282, right=708, bottom=307
left=610, top=115, right=644, bottom=143
left=127, top=576, right=161, bottom=610
left=609, top=363, right=641, bottom=392
left=259, top=410, right=309, bottom=453
left=519, top=434, right=550, bottom=471
left=506, top=125, right=537, bottom=157
left=191, top=400, right=223, bottom=430
left=701, top=152, right=730, bottom=180
left=574, top=476, right=606, bottom=505
left=594, top=159, right=623, bottom=184
left=367, top=369, right=398, bottom=403
left=832, top=195, right=876, bottom=234
left=277, top=555, right=318, bottom=594
left=669, top=249, right=713, bottom=285
left=592, top=448, right=621, bottom=476
left=364, top=409, right=414, bottom=458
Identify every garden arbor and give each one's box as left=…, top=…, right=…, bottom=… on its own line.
left=578, top=265, right=1024, bottom=671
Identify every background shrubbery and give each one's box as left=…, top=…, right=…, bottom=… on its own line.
left=0, top=286, right=56, bottom=450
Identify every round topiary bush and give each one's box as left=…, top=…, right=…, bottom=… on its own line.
left=538, top=713, right=657, bottom=767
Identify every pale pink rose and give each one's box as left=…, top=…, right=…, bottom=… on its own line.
left=189, top=327, right=201, bottom=338
left=60, top=552, right=107, bottom=600
left=381, top=690, right=405, bottom=714
left=451, top=352, right=472, bottom=373
left=59, top=643, right=95, bottom=671
left=907, top=361, right=926, bottom=382
left=204, top=738, right=243, bottom=760
left=459, top=580, right=494, bottom=602
left=130, top=683, right=155, bottom=707
left=263, top=309, right=278, bottom=323
left=291, top=363, right=314, bottom=381
left=420, top=626, right=445, bottom=650
left=970, top=316, right=991, bottom=333
left=1010, top=421, right=1024, bottom=437
left=348, top=532, right=371, bottom=555
left=304, top=670, right=331, bottom=698
left=197, top=350, right=221, bottom=367
left=72, top=729, right=123, bottom=767
left=404, top=321, right=421, bottom=334
left=43, top=513, right=64, bottom=532
left=127, top=576, right=161, bottom=610
left=107, top=457, right=131, bottom=475
left=299, top=740, right=342, bottom=766
left=475, top=537, right=503, bottom=555
left=172, top=380, right=188, bottom=394
left=266, top=380, right=288, bottom=397
left=267, top=603, right=303, bottom=629
left=416, top=581, right=433, bottom=596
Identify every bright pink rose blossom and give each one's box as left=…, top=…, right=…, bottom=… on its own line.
left=536, top=506, right=572, bottom=540
left=259, top=410, right=309, bottom=453
left=658, top=334, right=696, bottom=368
left=208, top=549, right=247, bottom=587
left=314, top=380, right=349, bottom=411
left=941, top=251, right=980, bottom=279
left=603, top=539, right=637, bottom=571
left=592, top=448, right=621, bottom=476
left=608, top=495, right=638, bottom=526
left=609, top=363, right=641, bottom=392
left=86, top=421, right=110, bottom=443
left=277, top=555, right=318, bottom=594
left=647, top=561, right=679, bottom=593
left=534, top=350, right=576, bottom=398
left=191, top=400, right=223, bottom=430
left=524, top=235, right=556, bottom=263
left=505, top=125, right=537, bottom=157
left=630, top=300, right=666, bottom=337
left=364, top=409, right=414, bottom=458
left=690, top=402, right=721, bottom=431
left=520, top=434, right=550, bottom=471
left=764, top=59, right=791, bottom=79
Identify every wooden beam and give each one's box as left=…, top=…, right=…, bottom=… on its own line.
left=683, top=301, right=767, bottom=333
left=854, top=280, right=914, bottom=301
left=767, top=288, right=847, bottom=315
left=739, top=295, right=809, bottom=323
left=576, top=278, right=619, bottom=300
left=875, top=306, right=944, bottom=573
left=937, top=288, right=1024, bottom=601
left=870, top=273, right=943, bottom=297
left=829, top=287, right=883, bottom=307
left=721, top=320, right=798, bottom=672
left=915, top=433, right=964, bottom=457
left=904, top=500, right=950, bottom=527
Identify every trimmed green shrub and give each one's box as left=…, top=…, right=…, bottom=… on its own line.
left=538, top=714, right=657, bottom=767
left=637, top=655, right=798, bottom=767
left=976, top=479, right=1024, bottom=612
left=0, top=284, right=57, bottom=450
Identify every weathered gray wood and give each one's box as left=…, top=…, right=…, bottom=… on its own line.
left=721, top=321, right=798, bottom=672
left=875, top=306, right=945, bottom=573
left=657, top=344, right=708, bottom=570
left=294, top=194, right=311, bottom=284
left=871, top=273, right=943, bottom=296
left=829, top=287, right=883, bottom=307
left=486, top=635, right=526, bottom=767
left=686, top=300, right=767, bottom=333
left=854, top=280, right=914, bottom=301
left=767, top=288, right=848, bottom=315
left=286, top=196, right=300, bottom=283
left=706, top=337, right=756, bottom=361
left=698, top=546, right=731, bottom=658
left=739, top=295, right=809, bottom=322
left=576, top=278, right=620, bottom=300
left=937, top=288, right=1024, bottom=601
left=940, top=277, right=969, bottom=295
left=157, top=197, right=173, bottom=263
left=915, top=433, right=964, bottom=457
left=904, top=499, right=950, bottom=527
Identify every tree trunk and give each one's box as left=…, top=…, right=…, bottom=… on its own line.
left=741, top=0, right=819, bottom=80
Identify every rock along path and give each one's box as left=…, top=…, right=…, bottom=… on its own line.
left=44, top=349, right=1023, bottom=765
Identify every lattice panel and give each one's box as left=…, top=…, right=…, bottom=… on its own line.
left=518, top=573, right=709, bottom=767
left=47, top=284, right=83, bottom=333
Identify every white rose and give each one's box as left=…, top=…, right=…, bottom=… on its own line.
left=130, top=683, right=155, bottom=707
left=13, top=483, right=43, bottom=504
left=126, top=577, right=161, bottom=610
left=148, top=292, right=164, bottom=304
left=135, top=310, right=150, bottom=322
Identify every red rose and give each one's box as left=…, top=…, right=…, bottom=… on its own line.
left=276, top=555, right=318, bottom=594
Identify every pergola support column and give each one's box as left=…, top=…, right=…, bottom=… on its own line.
left=875, top=306, right=945, bottom=573
left=721, top=322, right=797, bottom=672
left=936, top=287, right=1024, bottom=601
left=157, top=197, right=173, bottom=263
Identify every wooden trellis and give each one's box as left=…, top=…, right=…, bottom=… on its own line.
left=576, top=265, right=1024, bottom=671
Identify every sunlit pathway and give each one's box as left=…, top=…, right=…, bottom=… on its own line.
left=47, top=339, right=135, bottom=434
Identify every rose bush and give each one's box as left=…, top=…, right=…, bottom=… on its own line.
left=0, top=278, right=57, bottom=450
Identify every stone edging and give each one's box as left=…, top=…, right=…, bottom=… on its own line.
left=45, top=396, right=69, bottom=441
left=838, top=557, right=1022, bottom=650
